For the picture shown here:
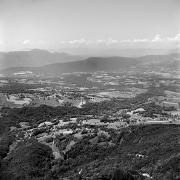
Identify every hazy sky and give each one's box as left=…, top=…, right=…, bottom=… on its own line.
left=0, top=0, right=179, bottom=51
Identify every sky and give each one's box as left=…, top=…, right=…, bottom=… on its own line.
left=0, top=0, right=179, bottom=52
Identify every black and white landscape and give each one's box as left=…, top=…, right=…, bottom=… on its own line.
left=0, top=0, right=180, bottom=180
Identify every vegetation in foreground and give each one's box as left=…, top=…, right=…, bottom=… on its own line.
left=0, top=124, right=179, bottom=180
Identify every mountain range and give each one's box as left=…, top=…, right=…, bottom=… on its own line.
left=0, top=49, right=84, bottom=70
left=0, top=51, right=179, bottom=76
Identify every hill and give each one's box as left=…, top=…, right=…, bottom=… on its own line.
left=0, top=124, right=179, bottom=179
left=1, top=56, right=138, bottom=75
left=0, top=49, right=83, bottom=70
left=61, top=124, right=180, bottom=179
left=1, top=53, right=180, bottom=76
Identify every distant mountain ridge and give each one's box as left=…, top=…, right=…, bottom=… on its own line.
left=0, top=49, right=84, bottom=70
left=1, top=56, right=137, bottom=75
left=1, top=53, right=180, bottom=76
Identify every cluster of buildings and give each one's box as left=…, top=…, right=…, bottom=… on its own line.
left=151, top=91, right=180, bottom=111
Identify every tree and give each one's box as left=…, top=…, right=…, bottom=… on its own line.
left=6, top=140, right=53, bottom=180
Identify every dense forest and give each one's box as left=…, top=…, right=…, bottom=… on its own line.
left=0, top=124, right=179, bottom=179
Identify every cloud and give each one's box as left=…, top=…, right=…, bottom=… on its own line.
left=119, top=34, right=180, bottom=44
left=60, top=38, right=119, bottom=46
left=133, top=38, right=149, bottom=43
left=54, top=33, right=180, bottom=48
left=69, top=38, right=86, bottom=44
left=106, top=38, right=119, bottom=44
left=97, top=39, right=106, bottom=44
left=23, top=40, right=31, bottom=44
left=167, top=34, right=180, bottom=42
left=120, top=39, right=132, bottom=43
left=120, top=39, right=149, bottom=43
left=151, top=34, right=180, bottom=43
left=152, top=34, right=162, bottom=42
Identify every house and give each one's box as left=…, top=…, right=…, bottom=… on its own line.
left=87, top=95, right=109, bottom=103
left=38, top=121, right=53, bottom=128
left=134, top=108, right=145, bottom=113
